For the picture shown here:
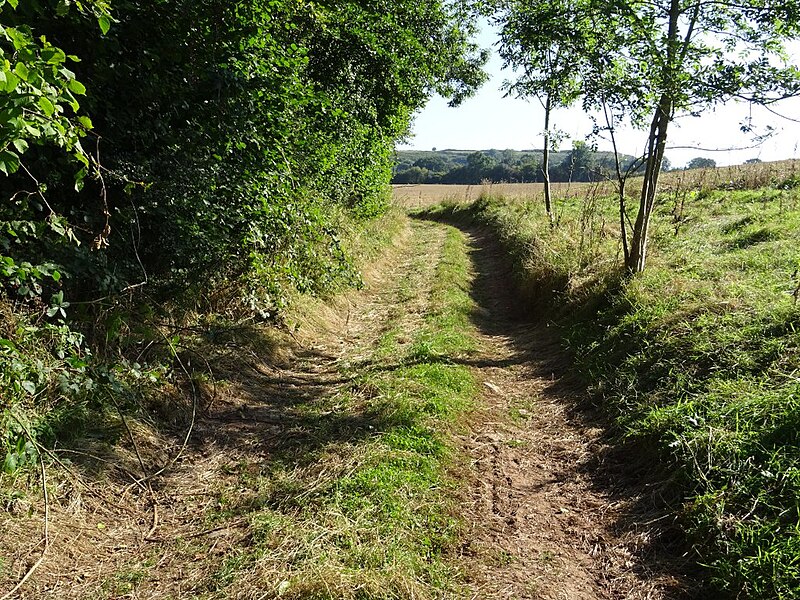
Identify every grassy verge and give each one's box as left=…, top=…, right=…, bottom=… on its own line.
left=202, top=223, right=479, bottom=599
left=0, top=204, right=406, bottom=469
left=2, top=207, right=446, bottom=596
left=420, top=185, right=800, bottom=599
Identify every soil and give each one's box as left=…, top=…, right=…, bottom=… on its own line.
left=450, top=227, right=694, bottom=599
left=0, top=218, right=696, bottom=599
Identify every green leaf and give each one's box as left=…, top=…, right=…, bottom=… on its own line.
left=66, top=79, right=86, bottom=95
left=3, top=453, right=19, bottom=474
left=98, top=15, right=111, bottom=35
left=12, top=139, right=28, bottom=153
left=74, top=166, right=87, bottom=191
left=38, top=96, right=55, bottom=117
left=21, top=380, right=36, bottom=394
left=43, top=47, right=66, bottom=65
left=0, top=150, right=20, bottom=175
left=13, top=62, right=29, bottom=81
left=77, top=115, right=93, bottom=129
left=7, top=0, right=19, bottom=8
left=51, top=270, right=61, bottom=282
left=1, top=70, right=18, bottom=93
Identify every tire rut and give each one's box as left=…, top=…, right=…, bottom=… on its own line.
left=444, top=224, right=693, bottom=600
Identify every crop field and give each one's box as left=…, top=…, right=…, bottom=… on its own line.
left=393, top=158, right=800, bottom=208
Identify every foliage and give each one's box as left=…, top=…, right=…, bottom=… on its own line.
left=0, top=0, right=488, bottom=465
left=392, top=148, right=643, bottom=184
left=496, top=0, right=595, bottom=221
left=687, top=157, right=717, bottom=170
left=494, top=0, right=800, bottom=271
left=0, top=0, right=109, bottom=177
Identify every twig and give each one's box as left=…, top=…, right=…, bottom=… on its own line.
left=19, top=162, right=56, bottom=217
left=54, top=447, right=145, bottom=483
left=129, top=328, right=199, bottom=487
left=144, top=518, right=248, bottom=544
left=107, top=392, right=161, bottom=538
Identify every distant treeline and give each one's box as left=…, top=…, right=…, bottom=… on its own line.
left=392, top=145, right=672, bottom=184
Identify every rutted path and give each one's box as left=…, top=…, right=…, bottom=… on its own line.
left=446, top=226, right=689, bottom=599
left=2, top=218, right=691, bottom=599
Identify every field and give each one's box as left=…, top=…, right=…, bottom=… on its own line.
left=393, top=158, right=800, bottom=208
left=3, top=157, right=799, bottom=599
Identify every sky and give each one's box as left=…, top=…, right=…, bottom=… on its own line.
left=398, top=25, right=800, bottom=168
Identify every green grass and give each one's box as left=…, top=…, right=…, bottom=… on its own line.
left=428, top=185, right=800, bottom=599
left=205, top=223, right=479, bottom=599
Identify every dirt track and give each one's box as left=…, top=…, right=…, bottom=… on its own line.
left=447, top=226, right=691, bottom=599
left=1, top=217, right=694, bottom=599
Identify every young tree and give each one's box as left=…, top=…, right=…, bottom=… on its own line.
left=586, top=0, right=800, bottom=272
left=501, top=0, right=800, bottom=271
left=496, top=0, right=592, bottom=225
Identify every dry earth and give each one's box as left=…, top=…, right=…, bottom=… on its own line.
left=447, top=226, right=694, bottom=599
left=1, top=217, right=695, bottom=599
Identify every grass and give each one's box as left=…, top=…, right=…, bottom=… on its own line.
left=1, top=207, right=482, bottom=598
left=412, top=174, right=800, bottom=599
left=201, top=223, right=480, bottom=599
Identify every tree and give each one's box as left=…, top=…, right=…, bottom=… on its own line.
left=2, top=0, right=490, bottom=307
left=413, top=156, right=449, bottom=173
left=502, top=0, right=800, bottom=271
left=496, top=0, right=592, bottom=225
left=553, top=140, right=595, bottom=182
left=687, top=157, right=717, bottom=169
left=519, top=155, right=542, bottom=182
left=582, top=0, right=800, bottom=272
left=393, top=166, right=432, bottom=183
left=465, top=151, right=497, bottom=180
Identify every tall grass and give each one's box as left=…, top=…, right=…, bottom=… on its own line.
left=419, top=172, right=800, bottom=599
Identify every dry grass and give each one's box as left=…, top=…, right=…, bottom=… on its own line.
left=393, top=158, right=800, bottom=208
left=393, top=181, right=612, bottom=209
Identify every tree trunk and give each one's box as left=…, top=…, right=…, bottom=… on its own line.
left=542, top=93, right=554, bottom=227
left=618, top=178, right=629, bottom=265
left=626, top=99, right=670, bottom=273
left=603, top=101, right=630, bottom=264
left=625, top=0, right=682, bottom=274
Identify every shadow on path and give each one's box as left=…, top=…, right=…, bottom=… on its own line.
left=413, top=213, right=705, bottom=599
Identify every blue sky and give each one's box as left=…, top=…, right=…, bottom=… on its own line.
left=398, top=25, right=800, bottom=168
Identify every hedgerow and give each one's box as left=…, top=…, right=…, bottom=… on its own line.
left=0, top=0, right=486, bottom=470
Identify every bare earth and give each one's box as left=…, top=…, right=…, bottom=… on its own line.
left=1, top=218, right=694, bottom=598
left=450, top=227, right=692, bottom=599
